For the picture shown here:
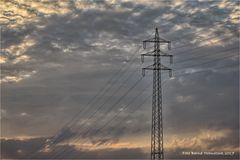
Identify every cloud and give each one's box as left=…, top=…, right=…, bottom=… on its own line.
left=165, top=128, right=239, bottom=151
left=1, top=137, right=46, bottom=159
left=0, top=70, right=36, bottom=83
left=165, top=128, right=239, bottom=159
left=176, top=95, right=194, bottom=103
left=1, top=0, right=238, bottom=84
left=1, top=137, right=148, bottom=159
left=163, top=68, right=239, bottom=132
left=1, top=135, right=239, bottom=159
left=0, top=0, right=239, bottom=159
left=51, top=127, right=78, bottom=145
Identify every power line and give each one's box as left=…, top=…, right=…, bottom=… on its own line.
left=51, top=75, right=144, bottom=158
left=171, top=36, right=235, bottom=54
left=52, top=61, right=238, bottom=159
left=27, top=46, right=145, bottom=159
left=57, top=80, right=161, bottom=158
left=47, top=52, right=153, bottom=157
left=53, top=57, right=237, bottom=158
left=31, top=68, right=143, bottom=158
left=82, top=63, right=238, bottom=151
left=171, top=34, right=235, bottom=50
left=174, top=46, right=238, bottom=66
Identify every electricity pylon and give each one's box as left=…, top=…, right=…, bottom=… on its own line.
left=141, top=28, right=173, bottom=160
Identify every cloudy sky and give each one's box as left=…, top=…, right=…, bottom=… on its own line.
left=0, top=0, right=239, bottom=159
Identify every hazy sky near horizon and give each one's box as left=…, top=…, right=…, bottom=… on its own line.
left=0, top=0, right=239, bottom=159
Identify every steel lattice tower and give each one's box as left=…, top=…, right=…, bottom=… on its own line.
left=141, top=28, right=173, bottom=160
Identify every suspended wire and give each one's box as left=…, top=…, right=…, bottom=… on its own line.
left=44, top=56, right=148, bottom=158
left=85, top=92, right=153, bottom=151
left=52, top=32, right=154, bottom=129
left=50, top=75, right=144, bottom=158
left=27, top=51, right=145, bottom=159
left=72, top=69, right=142, bottom=135
left=140, top=31, right=237, bottom=61
left=172, top=36, right=236, bottom=55
left=171, top=34, right=235, bottom=51
left=85, top=62, right=238, bottom=147
left=55, top=79, right=160, bottom=158
left=29, top=65, right=143, bottom=158
left=27, top=46, right=142, bottom=159
left=139, top=35, right=237, bottom=71
left=53, top=60, right=238, bottom=158
left=174, top=47, right=238, bottom=70
left=174, top=46, right=238, bottom=66
left=178, top=54, right=238, bottom=70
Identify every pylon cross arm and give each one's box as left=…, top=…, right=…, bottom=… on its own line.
left=143, top=37, right=170, bottom=43
left=142, top=64, right=172, bottom=77
left=143, top=40, right=170, bottom=43
left=141, top=53, right=173, bottom=58
left=143, top=63, right=171, bottom=70
left=141, top=51, right=173, bottom=63
left=143, top=38, right=171, bottom=49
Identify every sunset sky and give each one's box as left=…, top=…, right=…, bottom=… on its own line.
left=0, top=0, right=239, bottom=159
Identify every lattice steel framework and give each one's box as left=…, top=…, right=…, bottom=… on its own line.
left=141, top=28, right=173, bottom=160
